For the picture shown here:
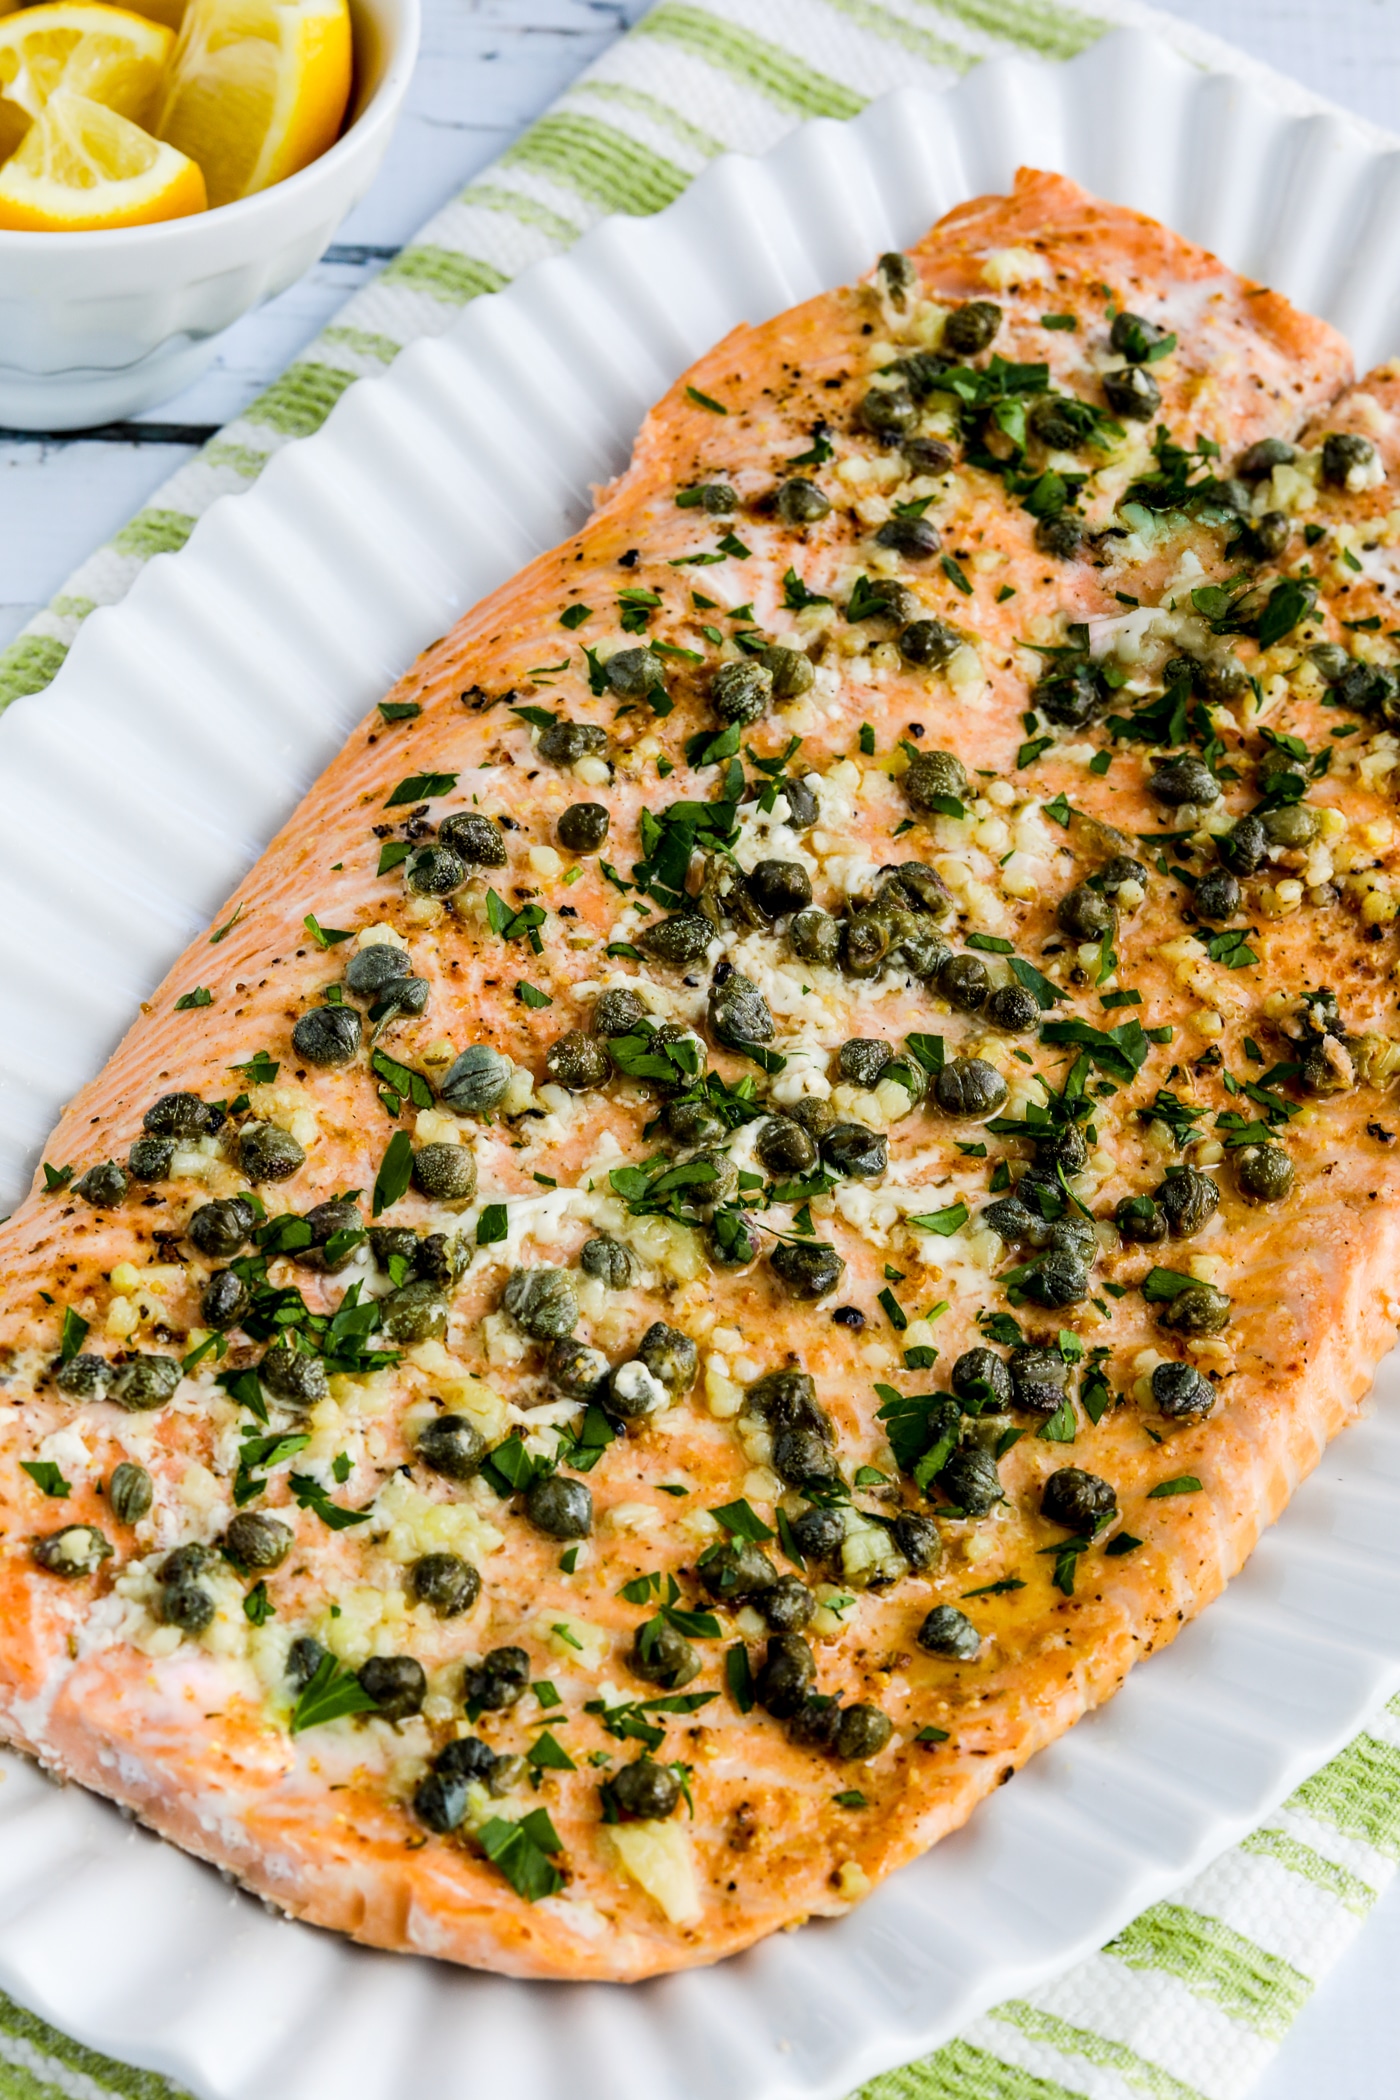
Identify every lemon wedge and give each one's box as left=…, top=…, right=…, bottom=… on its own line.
left=0, top=2, right=174, bottom=125
left=153, top=0, right=350, bottom=209
left=0, top=85, right=206, bottom=228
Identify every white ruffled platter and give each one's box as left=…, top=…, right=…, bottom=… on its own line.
left=2, top=28, right=1400, bottom=2100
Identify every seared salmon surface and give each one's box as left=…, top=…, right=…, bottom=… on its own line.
left=8, top=168, right=1400, bottom=1980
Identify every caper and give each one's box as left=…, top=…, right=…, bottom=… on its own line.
left=108, top=1461, right=153, bottom=1525
left=259, top=1341, right=329, bottom=1408
left=934, top=1058, right=1007, bottom=1119
left=437, top=811, right=507, bottom=866
left=857, top=385, right=916, bottom=439
left=289, top=1201, right=361, bottom=1276
left=1114, top=1193, right=1166, bottom=1243
left=1009, top=1344, right=1068, bottom=1414
left=883, top=861, right=955, bottom=921
left=708, top=971, right=773, bottom=1049
left=1322, top=431, right=1377, bottom=486
left=770, top=1240, right=845, bottom=1299
left=1101, top=856, right=1149, bottom=900
left=753, top=1117, right=816, bottom=1181
left=110, top=1355, right=181, bottom=1411
left=903, top=750, right=969, bottom=815
left=782, top=1697, right=839, bottom=1751
left=1193, top=868, right=1241, bottom=923
left=638, top=912, right=711, bottom=967
left=342, top=947, right=409, bottom=1005
left=1042, top=1465, right=1117, bottom=1532
left=410, top=1142, right=476, bottom=1204
left=745, top=859, right=812, bottom=919
left=938, top=1445, right=1004, bottom=1516
left=637, top=1321, right=697, bottom=1393
left=982, top=983, right=1038, bottom=1033
left=546, top=1338, right=608, bottom=1403
left=463, top=1644, right=530, bottom=1710
left=1036, top=512, right=1086, bottom=560
left=380, top=1280, right=449, bottom=1345
left=791, top=1506, right=845, bottom=1561
left=291, top=1004, right=362, bottom=1067
left=373, top=973, right=430, bottom=1025
left=700, top=1537, right=777, bottom=1602
left=604, top=1357, right=665, bottom=1420
left=404, top=844, right=466, bottom=898
left=1234, top=1143, right=1294, bottom=1203
left=1149, top=754, right=1220, bottom=807
left=1309, top=642, right=1350, bottom=684
left=937, top=952, right=988, bottom=1012
left=1022, top=1248, right=1089, bottom=1308
left=629, top=1618, right=699, bottom=1689
left=1103, top=365, right=1161, bottom=420
left=875, top=514, right=941, bottom=559
left=878, top=249, right=916, bottom=302
left=414, top=1231, right=468, bottom=1292
left=163, top=1537, right=211, bottom=1578
left=754, top=1632, right=815, bottom=1718
left=358, top=1654, right=426, bottom=1721
left=544, top=1030, right=610, bottom=1092
left=524, top=1473, right=592, bottom=1539
left=763, top=646, right=815, bottom=700
left=435, top=1734, right=502, bottom=1785
left=887, top=1512, right=938, bottom=1572
left=502, top=1266, right=578, bottom=1341
left=900, top=437, right=951, bottom=478
left=1108, top=309, right=1169, bottom=362
left=144, top=1091, right=213, bottom=1138
left=127, top=1135, right=175, bottom=1182
left=836, top=1039, right=892, bottom=1089
left=1239, top=436, right=1295, bottom=479
left=413, top=1769, right=470, bottom=1834
left=1151, top=1361, right=1215, bottom=1421
left=439, top=1044, right=513, bottom=1113
left=579, top=1234, right=632, bottom=1288
left=684, top=1148, right=740, bottom=1213
left=593, top=988, right=647, bottom=1037
left=33, top=1524, right=113, bottom=1578
left=368, top=1226, right=417, bottom=1271
left=916, top=1604, right=981, bottom=1659
left=1035, top=658, right=1105, bottom=728
left=1220, top=813, right=1268, bottom=876
left=1057, top=884, right=1116, bottom=942
left=679, top=482, right=736, bottom=513
left=950, top=1348, right=1012, bottom=1411
left=411, top=1411, right=486, bottom=1495
left=944, top=300, right=1001, bottom=354
left=711, top=659, right=772, bottom=728
left=557, top=802, right=609, bottom=854
left=411, top=1551, right=481, bottom=1618
left=539, top=719, right=609, bottom=764
left=187, top=1194, right=258, bottom=1260
left=1252, top=511, right=1290, bottom=559
left=774, top=478, right=831, bottom=525
left=898, top=619, right=961, bottom=670
left=238, top=1121, right=305, bottom=1184
left=286, top=1636, right=328, bottom=1691
left=1156, top=1282, right=1232, bottom=1335
left=791, top=906, right=840, bottom=966
left=159, top=1582, right=214, bottom=1632
left=753, top=1574, right=814, bottom=1632
left=1156, top=1165, right=1219, bottom=1238
left=53, top=1353, right=109, bottom=1401
left=224, top=1512, right=293, bottom=1570
left=820, top=1122, right=887, bottom=1178
left=850, top=577, right=916, bottom=624
left=609, top=1757, right=680, bottom=1820
left=1261, top=803, right=1320, bottom=847
left=73, top=1161, right=127, bottom=1208
left=663, top=1098, right=725, bottom=1149
left=834, top=1704, right=894, bottom=1760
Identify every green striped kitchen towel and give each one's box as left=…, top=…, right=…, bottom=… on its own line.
left=0, top=4, right=1398, bottom=2099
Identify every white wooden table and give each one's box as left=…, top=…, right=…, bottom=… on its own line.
left=2, top=1, right=1399, bottom=2091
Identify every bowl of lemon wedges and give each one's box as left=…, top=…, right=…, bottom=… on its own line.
left=0, top=0, right=417, bottom=427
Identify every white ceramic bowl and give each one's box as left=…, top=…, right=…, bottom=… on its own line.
left=0, top=0, right=419, bottom=431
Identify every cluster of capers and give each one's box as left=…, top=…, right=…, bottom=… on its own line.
left=413, top=1727, right=528, bottom=1834
left=981, top=1122, right=1099, bottom=1308
left=750, top=1633, right=893, bottom=1760
left=55, top=1350, right=180, bottom=1410
left=395, top=807, right=512, bottom=904
left=293, top=937, right=436, bottom=1070
left=76, top=1087, right=306, bottom=1206
left=289, top=1636, right=430, bottom=1723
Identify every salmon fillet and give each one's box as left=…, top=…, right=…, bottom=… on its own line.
left=4, top=166, right=1400, bottom=1981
